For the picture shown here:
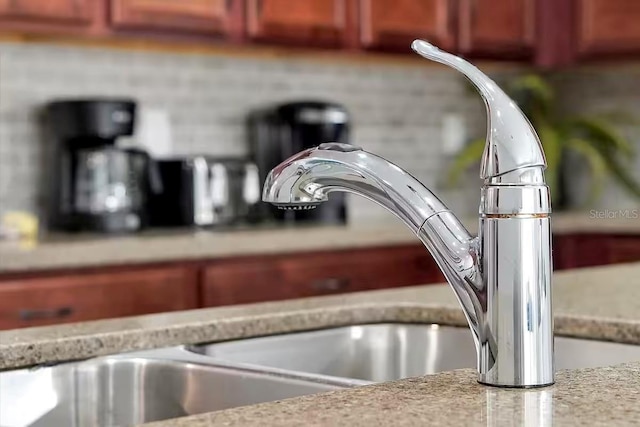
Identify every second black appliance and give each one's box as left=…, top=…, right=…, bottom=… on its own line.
left=248, top=101, right=350, bottom=224
left=46, top=99, right=161, bottom=233
left=149, top=157, right=260, bottom=227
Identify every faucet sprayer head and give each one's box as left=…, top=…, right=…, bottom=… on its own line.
left=262, top=143, right=355, bottom=209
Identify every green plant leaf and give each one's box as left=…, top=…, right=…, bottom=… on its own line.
left=445, top=73, right=640, bottom=204
left=508, top=74, right=554, bottom=117
left=569, top=116, right=635, bottom=157
left=565, top=138, right=608, bottom=205
left=447, top=138, right=485, bottom=186
left=596, top=110, right=640, bottom=126
left=597, top=149, right=640, bottom=199
left=536, top=120, right=563, bottom=200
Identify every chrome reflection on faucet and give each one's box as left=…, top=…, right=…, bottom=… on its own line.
left=262, top=40, right=554, bottom=388
left=484, top=389, right=554, bottom=427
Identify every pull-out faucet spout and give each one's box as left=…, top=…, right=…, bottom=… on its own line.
left=262, top=42, right=554, bottom=388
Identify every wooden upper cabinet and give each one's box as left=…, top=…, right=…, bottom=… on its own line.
left=577, top=0, right=640, bottom=57
left=111, top=0, right=238, bottom=36
left=458, top=0, right=535, bottom=58
left=359, top=0, right=454, bottom=51
left=0, top=0, right=93, bottom=24
left=247, top=0, right=354, bottom=48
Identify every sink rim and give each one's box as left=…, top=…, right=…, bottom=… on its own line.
left=185, top=322, right=640, bottom=386
left=0, top=346, right=348, bottom=427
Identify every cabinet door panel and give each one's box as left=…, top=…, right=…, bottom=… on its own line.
left=247, top=0, right=350, bottom=47
left=111, top=0, right=234, bottom=35
left=458, top=0, right=535, bottom=57
left=607, top=237, right=640, bottom=264
left=202, top=245, right=443, bottom=307
left=0, top=0, right=92, bottom=24
left=360, top=0, right=453, bottom=51
left=577, top=0, right=640, bottom=57
left=0, top=267, right=198, bottom=330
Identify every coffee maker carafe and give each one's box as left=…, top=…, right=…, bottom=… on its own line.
left=46, top=99, right=161, bottom=233
left=248, top=101, right=350, bottom=224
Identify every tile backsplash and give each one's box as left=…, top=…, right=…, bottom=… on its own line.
left=552, top=67, right=640, bottom=210
left=0, top=42, right=638, bottom=226
left=0, top=41, right=491, bottom=223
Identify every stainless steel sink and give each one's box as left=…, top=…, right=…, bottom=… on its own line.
left=6, top=323, right=639, bottom=426
left=0, top=349, right=341, bottom=427
left=190, top=323, right=640, bottom=384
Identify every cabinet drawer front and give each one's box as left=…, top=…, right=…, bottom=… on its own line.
left=608, top=237, right=640, bottom=264
left=0, top=0, right=93, bottom=23
left=578, top=0, right=640, bottom=56
left=0, top=267, right=197, bottom=329
left=247, top=0, right=350, bottom=47
left=111, top=0, right=233, bottom=34
left=203, top=245, right=443, bottom=307
left=458, top=0, right=535, bottom=57
left=360, top=0, right=454, bottom=51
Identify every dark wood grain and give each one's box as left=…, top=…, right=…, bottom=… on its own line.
left=0, top=0, right=92, bottom=22
left=607, top=236, right=640, bottom=264
left=0, top=0, right=106, bottom=35
left=1, top=235, right=637, bottom=330
left=110, top=0, right=239, bottom=37
left=359, top=0, right=454, bottom=52
left=246, top=0, right=355, bottom=48
left=534, top=0, right=574, bottom=68
left=552, top=234, right=640, bottom=269
left=0, top=266, right=198, bottom=329
left=458, top=0, right=535, bottom=58
left=202, top=244, right=444, bottom=307
left=576, top=0, right=640, bottom=57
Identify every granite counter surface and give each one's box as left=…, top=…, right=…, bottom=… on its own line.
left=1, top=262, right=640, bottom=425
left=1, top=262, right=639, bottom=370
left=144, top=363, right=640, bottom=427
left=1, top=212, right=639, bottom=273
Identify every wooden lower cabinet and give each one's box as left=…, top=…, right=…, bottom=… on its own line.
left=0, top=266, right=198, bottom=330
left=1, top=235, right=638, bottom=330
left=608, top=237, right=640, bottom=264
left=553, top=234, right=640, bottom=270
left=202, top=245, right=444, bottom=307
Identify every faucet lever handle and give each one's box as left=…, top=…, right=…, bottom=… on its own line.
left=411, top=40, right=546, bottom=182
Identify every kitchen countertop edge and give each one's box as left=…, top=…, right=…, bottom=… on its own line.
left=1, top=212, right=640, bottom=273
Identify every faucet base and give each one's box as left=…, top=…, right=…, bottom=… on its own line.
left=478, top=380, right=555, bottom=389
left=477, top=216, right=554, bottom=388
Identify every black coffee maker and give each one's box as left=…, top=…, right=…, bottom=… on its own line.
left=248, top=101, right=350, bottom=224
left=46, top=99, right=161, bottom=233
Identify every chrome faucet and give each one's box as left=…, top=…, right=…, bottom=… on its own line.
left=262, top=40, right=553, bottom=388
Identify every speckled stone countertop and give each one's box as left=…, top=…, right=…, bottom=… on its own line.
left=1, top=211, right=639, bottom=273
left=1, top=262, right=640, bottom=425
left=1, top=262, right=639, bottom=370
left=144, top=363, right=640, bottom=427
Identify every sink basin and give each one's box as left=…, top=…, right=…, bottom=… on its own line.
left=0, top=351, right=341, bottom=427
left=6, top=324, right=639, bottom=426
left=190, top=323, right=640, bottom=384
